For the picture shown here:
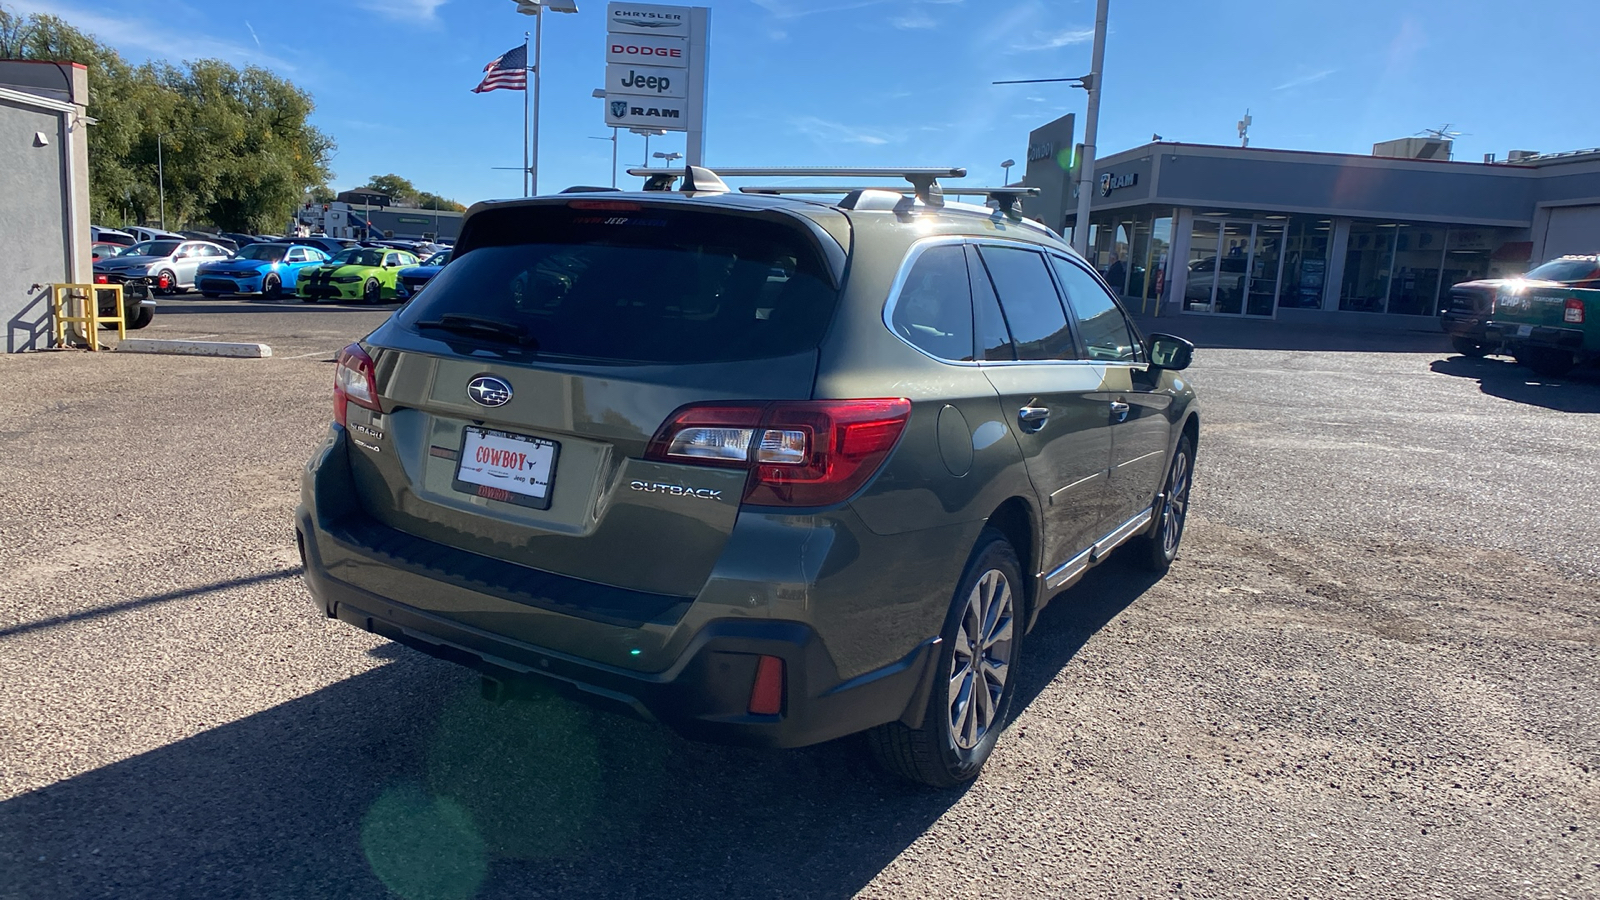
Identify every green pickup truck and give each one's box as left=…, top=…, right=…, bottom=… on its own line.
left=1485, top=283, right=1598, bottom=377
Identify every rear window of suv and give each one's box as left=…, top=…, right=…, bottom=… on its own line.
left=396, top=205, right=839, bottom=363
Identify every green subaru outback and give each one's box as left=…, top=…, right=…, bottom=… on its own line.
left=296, top=167, right=1199, bottom=787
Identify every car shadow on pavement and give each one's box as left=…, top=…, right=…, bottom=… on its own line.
left=1429, top=355, right=1600, bottom=412
left=0, top=562, right=1153, bottom=900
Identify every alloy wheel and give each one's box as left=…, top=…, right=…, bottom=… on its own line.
left=948, top=568, right=1015, bottom=750
left=1161, top=448, right=1192, bottom=556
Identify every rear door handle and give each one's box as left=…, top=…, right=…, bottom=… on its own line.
left=1018, top=406, right=1050, bottom=433
left=1109, top=400, right=1131, bottom=423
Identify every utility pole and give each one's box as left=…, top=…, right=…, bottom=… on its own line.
left=157, top=132, right=166, bottom=230
left=1071, top=0, right=1109, bottom=258
left=992, top=0, right=1109, bottom=256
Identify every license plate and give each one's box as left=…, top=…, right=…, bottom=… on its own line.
left=452, top=427, right=560, bottom=509
left=1516, top=324, right=1533, bottom=337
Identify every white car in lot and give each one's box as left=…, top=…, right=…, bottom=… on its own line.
left=91, top=239, right=234, bottom=294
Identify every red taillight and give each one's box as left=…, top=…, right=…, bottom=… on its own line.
left=1565, top=298, right=1585, bottom=324
left=645, top=398, right=912, bottom=507
left=93, top=274, right=109, bottom=284
left=748, top=655, right=785, bottom=716
left=333, top=343, right=380, bottom=426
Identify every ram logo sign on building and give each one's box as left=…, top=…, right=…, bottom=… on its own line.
left=604, top=2, right=709, bottom=160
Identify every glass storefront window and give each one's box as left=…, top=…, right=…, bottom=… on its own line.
left=1444, top=228, right=1498, bottom=290
left=1340, top=222, right=1397, bottom=312
left=1183, top=219, right=1222, bottom=312
left=1279, top=218, right=1331, bottom=309
left=1387, top=224, right=1448, bottom=315
left=1143, top=215, right=1172, bottom=305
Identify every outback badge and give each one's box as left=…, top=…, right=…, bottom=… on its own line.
left=467, top=375, right=513, bottom=408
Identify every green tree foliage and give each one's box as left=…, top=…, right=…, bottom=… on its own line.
left=360, top=174, right=467, bottom=213
left=0, top=4, right=334, bottom=232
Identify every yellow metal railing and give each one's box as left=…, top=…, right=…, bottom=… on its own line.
left=51, top=283, right=125, bottom=350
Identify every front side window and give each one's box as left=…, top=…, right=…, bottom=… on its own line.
left=974, top=245, right=1075, bottom=361
left=1051, top=255, right=1141, bottom=363
left=890, top=244, right=974, bottom=361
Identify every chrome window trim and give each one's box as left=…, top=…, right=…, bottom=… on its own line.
left=882, top=235, right=1102, bottom=369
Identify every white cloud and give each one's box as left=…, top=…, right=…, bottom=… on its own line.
left=9, top=0, right=297, bottom=70
left=891, top=11, right=937, bottom=29
left=244, top=21, right=261, bottom=50
left=1012, top=28, right=1095, bottom=52
left=1274, top=68, right=1336, bottom=91
left=356, top=0, right=448, bottom=20
left=794, top=116, right=892, bottom=146
left=752, top=0, right=893, bottom=20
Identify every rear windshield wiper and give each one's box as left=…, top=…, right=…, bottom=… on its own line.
left=415, top=314, right=538, bottom=348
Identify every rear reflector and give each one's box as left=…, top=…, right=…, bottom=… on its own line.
left=94, top=274, right=109, bottom=284
left=748, top=655, right=785, bottom=716
left=1565, top=298, right=1585, bottom=324
left=333, top=343, right=381, bottom=426
left=645, top=399, right=912, bottom=507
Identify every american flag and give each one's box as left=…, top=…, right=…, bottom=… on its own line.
left=472, top=44, right=529, bottom=93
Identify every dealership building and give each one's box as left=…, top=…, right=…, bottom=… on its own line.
left=1024, top=128, right=1600, bottom=329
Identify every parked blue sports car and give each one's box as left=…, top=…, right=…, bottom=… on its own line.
left=194, top=242, right=330, bottom=298
left=395, top=249, right=453, bottom=301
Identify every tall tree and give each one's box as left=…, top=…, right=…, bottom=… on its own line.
left=1, top=4, right=334, bottom=231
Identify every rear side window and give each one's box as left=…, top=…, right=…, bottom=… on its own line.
left=974, top=245, right=1076, bottom=361
left=398, top=206, right=839, bottom=363
left=890, top=244, right=974, bottom=361
left=1051, top=255, right=1141, bottom=363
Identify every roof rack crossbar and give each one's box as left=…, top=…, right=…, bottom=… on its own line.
left=626, top=166, right=966, bottom=204
left=736, top=184, right=1040, bottom=215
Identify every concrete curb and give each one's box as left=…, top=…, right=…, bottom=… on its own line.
left=116, top=339, right=273, bottom=359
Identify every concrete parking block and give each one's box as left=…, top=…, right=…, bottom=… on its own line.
left=116, top=338, right=273, bottom=358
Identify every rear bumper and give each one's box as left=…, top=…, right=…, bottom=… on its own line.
left=295, top=544, right=937, bottom=748
left=1484, top=320, right=1585, bottom=350
left=294, top=425, right=957, bottom=749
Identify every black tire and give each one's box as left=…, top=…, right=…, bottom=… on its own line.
left=867, top=528, right=1022, bottom=788
left=1451, top=336, right=1489, bottom=358
left=1132, top=433, right=1195, bottom=573
left=1516, top=348, right=1575, bottom=378
left=300, top=294, right=317, bottom=303
left=262, top=273, right=282, bottom=300
left=125, top=304, right=154, bottom=329
left=363, top=278, right=381, bottom=305
left=155, top=269, right=178, bottom=295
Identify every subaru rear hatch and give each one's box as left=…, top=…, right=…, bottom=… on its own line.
left=330, top=196, right=848, bottom=621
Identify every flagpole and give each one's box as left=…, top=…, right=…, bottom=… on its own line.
left=522, top=30, right=531, bottom=197
left=531, top=10, right=543, bottom=196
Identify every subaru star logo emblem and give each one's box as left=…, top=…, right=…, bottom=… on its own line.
left=610, top=100, right=628, bottom=119
left=467, top=375, right=513, bottom=408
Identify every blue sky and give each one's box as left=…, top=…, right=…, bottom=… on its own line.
left=11, top=0, right=1600, bottom=203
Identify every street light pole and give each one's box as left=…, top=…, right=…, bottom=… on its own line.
left=992, top=0, right=1108, bottom=256
left=1001, top=158, right=1015, bottom=186
left=1071, top=0, right=1110, bottom=258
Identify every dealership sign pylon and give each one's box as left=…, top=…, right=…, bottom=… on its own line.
left=604, top=2, right=709, bottom=165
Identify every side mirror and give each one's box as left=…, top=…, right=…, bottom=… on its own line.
left=1147, top=333, right=1194, bottom=371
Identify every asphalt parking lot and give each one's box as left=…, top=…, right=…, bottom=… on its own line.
left=1, top=300, right=1596, bottom=899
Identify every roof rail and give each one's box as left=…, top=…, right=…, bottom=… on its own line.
left=625, top=166, right=967, bottom=206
